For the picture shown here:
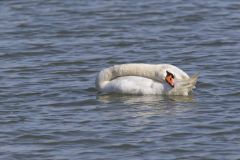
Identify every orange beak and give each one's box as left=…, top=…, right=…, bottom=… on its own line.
left=165, top=75, right=174, bottom=88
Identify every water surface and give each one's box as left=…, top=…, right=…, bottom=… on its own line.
left=1, top=0, right=240, bottom=159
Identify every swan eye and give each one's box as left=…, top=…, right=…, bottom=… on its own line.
left=166, top=71, right=174, bottom=78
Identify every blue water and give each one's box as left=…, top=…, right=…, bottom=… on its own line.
left=0, top=0, right=240, bottom=159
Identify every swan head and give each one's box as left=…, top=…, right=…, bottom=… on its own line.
left=165, top=71, right=175, bottom=88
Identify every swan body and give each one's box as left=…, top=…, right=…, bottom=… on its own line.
left=96, top=63, right=197, bottom=96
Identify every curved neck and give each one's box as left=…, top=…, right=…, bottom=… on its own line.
left=111, top=64, right=165, bottom=81
left=96, top=64, right=165, bottom=89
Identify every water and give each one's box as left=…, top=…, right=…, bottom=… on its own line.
left=1, top=0, right=240, bottom=159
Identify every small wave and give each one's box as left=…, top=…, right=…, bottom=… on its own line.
left=46, top=99, right=98, bottom=107
left=219, top=91, right=240, bottom=97
left=16, top=134, right=55, bottom=140
left=45, top=60, right=85, bottom=67
left=102, top=143, right=140, bottom=149
left=197, top=81, right=216, bottom=88
left=84, top=87, right=97, bottom=92
left=0, top=51, right=55, bottom=59
left=197, top=39, right=238, bottom=47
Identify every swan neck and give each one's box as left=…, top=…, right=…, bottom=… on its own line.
left=96, top=64, right=165, bottom=89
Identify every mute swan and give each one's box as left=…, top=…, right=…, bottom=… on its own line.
left=96, top=64, right=198, bottom=96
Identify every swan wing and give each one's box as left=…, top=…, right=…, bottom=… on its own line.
left=103, top=76, right=165, bottom=95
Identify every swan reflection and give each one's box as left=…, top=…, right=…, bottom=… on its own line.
left=97, top=94, right=196, bottom=104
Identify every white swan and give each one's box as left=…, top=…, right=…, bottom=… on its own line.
left=96, top=63, right=198, bottom=96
